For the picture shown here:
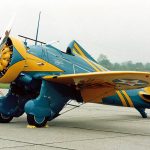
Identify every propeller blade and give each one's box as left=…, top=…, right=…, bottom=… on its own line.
left=0, top=13, right=16, bottom=49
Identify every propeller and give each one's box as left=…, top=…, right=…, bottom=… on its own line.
left=0, top=14, right=16, bottom=71
left=0, top=14, right=16, bottom=49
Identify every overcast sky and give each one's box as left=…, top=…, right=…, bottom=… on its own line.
left=0, top=0, right=150, bottom=63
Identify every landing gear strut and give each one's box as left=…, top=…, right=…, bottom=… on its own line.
left=25, top=80, right=72, bottom=127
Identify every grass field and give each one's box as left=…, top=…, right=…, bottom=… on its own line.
left=0, top=83, right=10, bottom=89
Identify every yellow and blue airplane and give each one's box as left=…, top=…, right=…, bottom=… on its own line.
left=0, top=17, right=150, bottom=127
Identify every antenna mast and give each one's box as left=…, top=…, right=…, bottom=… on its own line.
left=35, top=11, right=41, bottom=45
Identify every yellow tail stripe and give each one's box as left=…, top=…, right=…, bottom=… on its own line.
left=92, top=61, right=105, bottom=72
left=116, top=91, right=127, bottom=107
left=81, top=56, right=100, bottom=72
left=74, top=43, right=86, bottom=57
left=74, top=43, right=101, bottom=72
left=122, top=90, right=134, bottom=107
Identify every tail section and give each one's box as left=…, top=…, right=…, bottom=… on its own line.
left=102, top=88, right=150, bottom=118
left=67, top=40, right=97, bottom=62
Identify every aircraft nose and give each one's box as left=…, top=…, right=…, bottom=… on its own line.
left=0, top=36, right=27, bottom=83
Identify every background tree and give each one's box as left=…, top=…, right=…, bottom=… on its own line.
left=97, top=54, right=113, bottom=70
left=97, top=54, right=150, bottom=71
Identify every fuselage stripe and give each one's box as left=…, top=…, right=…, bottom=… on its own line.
left=116, top=91, right=128, bottom=107
left=120, top=91, right=130, bottom=107
left=122, top=90, right=134, bottom=107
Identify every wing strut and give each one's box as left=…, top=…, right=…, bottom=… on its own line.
left=59, top=101, right=84, bottom=116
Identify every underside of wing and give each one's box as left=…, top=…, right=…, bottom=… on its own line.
left=43, top=71, right=150, bottom=89
left=43, top=71, right=150, bottom=102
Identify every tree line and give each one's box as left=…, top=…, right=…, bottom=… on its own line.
left=97, top=54, right=150, bottom=71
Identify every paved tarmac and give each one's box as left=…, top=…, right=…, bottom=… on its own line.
left=0, top=102, right=150, bottom=150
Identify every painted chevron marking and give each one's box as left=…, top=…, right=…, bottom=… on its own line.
left=122, top=90, right=134, bottom=107
left=116, top=91, right=127, bottom=107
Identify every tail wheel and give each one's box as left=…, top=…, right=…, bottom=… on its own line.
left=0, top=113, right=13, bottom=123
left=27, top=114, right=48, bottom=128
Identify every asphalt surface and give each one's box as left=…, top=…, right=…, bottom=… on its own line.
left=0, top=101, right=150, bottom=150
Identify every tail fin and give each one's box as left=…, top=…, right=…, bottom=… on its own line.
left=67, top=40, right=97, bottom=62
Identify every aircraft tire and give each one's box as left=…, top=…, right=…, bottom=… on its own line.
left=0, top=113, right=13, bottom=123
left=27, top=114, right=48, bottom=127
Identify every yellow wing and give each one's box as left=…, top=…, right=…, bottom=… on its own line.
left=43, top=71, right=150, bottom=103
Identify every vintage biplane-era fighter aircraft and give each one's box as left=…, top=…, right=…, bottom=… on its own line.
left=0, top=15, right=150, bottom=127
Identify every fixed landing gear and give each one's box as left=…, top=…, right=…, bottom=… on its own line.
left=0, top=113, right=13, bottom=123
left=27, top=114, right=48, bottom=127
left=25, top=81, right=72, bottom=127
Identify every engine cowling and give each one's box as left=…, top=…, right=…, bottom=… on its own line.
left=0, top=37, right=26, bottom=83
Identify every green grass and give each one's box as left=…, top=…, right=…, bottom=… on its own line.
left=0, top=83, right=10, bottom=89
